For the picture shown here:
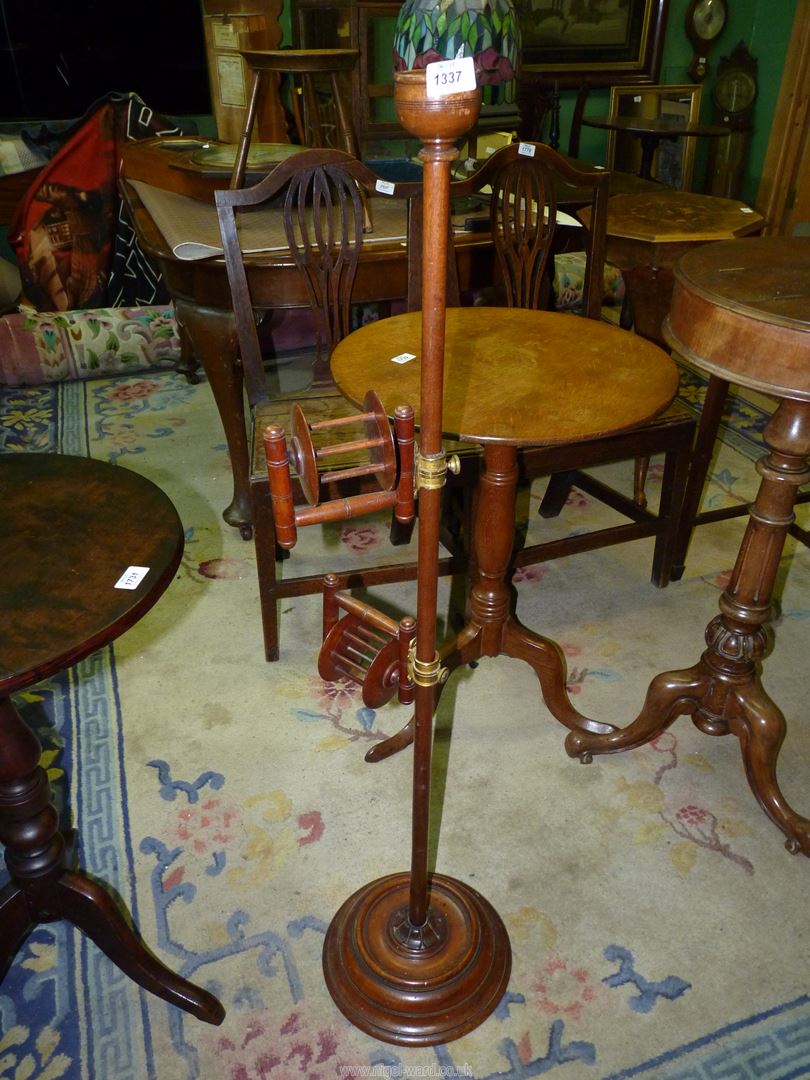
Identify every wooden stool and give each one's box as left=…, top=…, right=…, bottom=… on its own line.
left=233, top=48, right=360, bottom=189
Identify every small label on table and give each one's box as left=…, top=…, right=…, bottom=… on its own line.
left=740, top=206, right=754, bottom=213
left=115, top=566, right=151, bottom=590
left=391, top=352, right=417, bottom=365
left=425, top=57, right=476, bottom=99
left=375, top=178, right=395, bottom=195
left=633, top=95, right=642, bottom=103
left=517, top=142, right=536, bottom=158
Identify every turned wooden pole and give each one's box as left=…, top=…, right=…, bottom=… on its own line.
left=392, top=70, right=481, bottom=930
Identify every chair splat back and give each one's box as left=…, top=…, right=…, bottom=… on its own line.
left=284, top=163, right=365, bottom=364
left=450, top=141, right=610, bottom=320
left=216, top=148, right=418, bottom=408
left=491, top=158, right=557, bottom=311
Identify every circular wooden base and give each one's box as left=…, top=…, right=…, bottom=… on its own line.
left=322, top=872, right=511, bottom=1046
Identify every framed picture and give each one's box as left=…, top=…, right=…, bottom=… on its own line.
left=606, top=83, right=702, bottom=190
left=518, top=0, right=670, bottom=88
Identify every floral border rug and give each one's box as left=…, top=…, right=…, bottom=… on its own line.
left=2, top=367, right=810, bottom=1080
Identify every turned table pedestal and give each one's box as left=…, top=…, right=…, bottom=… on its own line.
left=566, top=237, right=810, bottom=856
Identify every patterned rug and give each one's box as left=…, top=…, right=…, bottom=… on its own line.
left=2, top=365, right=810, bottom=1080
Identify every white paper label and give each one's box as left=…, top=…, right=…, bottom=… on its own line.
left=115, top=566, right=150, bottom=590
left=517, top=142, right=536, bottom=157
left=425, top=57, right=476, bottom=99
left=375, top=178, right=395, bottom=195
left=391, top=352, right=417, bottom=365
left=740, top=206, right=754, bottom=213
left=633, top=95, right=642, bottom=103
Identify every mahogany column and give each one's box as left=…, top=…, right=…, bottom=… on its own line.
left=322, top=69, right=511, bottom=1047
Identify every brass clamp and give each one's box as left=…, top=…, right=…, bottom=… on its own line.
left=408, top=642, right=449, bottom=687
left=415, top=447, right=461, bottom=492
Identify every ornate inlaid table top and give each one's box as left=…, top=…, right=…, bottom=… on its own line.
left=582, top=191, right=765, bottom=245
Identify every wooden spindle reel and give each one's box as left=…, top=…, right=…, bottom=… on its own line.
left=263, top=389, right=415, bottom=550
left=319, top=574, right=416, bottom=709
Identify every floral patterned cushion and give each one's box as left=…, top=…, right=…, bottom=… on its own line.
left=0, top=304, right=181, bottom=386
left=553, top=252, right=625, bottom=313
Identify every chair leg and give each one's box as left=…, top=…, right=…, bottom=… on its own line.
left=670, top=375, right=730, bottom=580
left=633, top=455, right=649, bottom=509
left=537, top=470, right=577, bottom=519
left=252, top=481, right=282, bottom=662
left=649, top=431, right=693, bottom=588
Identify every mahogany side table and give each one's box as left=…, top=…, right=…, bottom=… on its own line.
left=566, top=237, right=810, bottom=856
left=0, top=453, right=224, bottom=1023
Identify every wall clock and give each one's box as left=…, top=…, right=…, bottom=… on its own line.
left=685, top=0, right=729, bottom=81
left=707, top=42, right=758, bottom=199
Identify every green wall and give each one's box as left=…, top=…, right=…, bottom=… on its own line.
left=545, top=0, right=795, bottom=205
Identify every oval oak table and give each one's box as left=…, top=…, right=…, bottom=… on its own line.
left=330, top=305, right=680, bottom=756
left=565, top=236, right=810, bottom=857
left=0, top=453, right=224, bottom=1024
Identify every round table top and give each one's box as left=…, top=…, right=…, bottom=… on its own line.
left=330, top=307, right=678, bottom=447
left=0, top=454, right=184, bottom=695
left=582, top=114, right=730, bottom=139
left=664, top=237, right=810, bottom=400
left=580, top=190, right=764, bottom=244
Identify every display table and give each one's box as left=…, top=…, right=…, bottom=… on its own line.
left=0, top=453, right=224, bottom=1023
left=566, top=237, right=810, bottom=857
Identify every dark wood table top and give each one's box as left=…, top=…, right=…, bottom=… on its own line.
left=582, top=115, right=731, bottom=139
left=330, top=306, right=678, bottom=447
left=665, top=237, right=810, bottom=400
left=0, top=454, right=183, bottom=694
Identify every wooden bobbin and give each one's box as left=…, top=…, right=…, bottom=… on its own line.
left=319, top=573, right=416, bottom=709
left=263, top=390, right=415, bottom=550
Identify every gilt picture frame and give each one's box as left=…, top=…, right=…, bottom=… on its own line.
left=518, top=0, right=669, bottom=88
left=606, top=82, right=702, bottom=190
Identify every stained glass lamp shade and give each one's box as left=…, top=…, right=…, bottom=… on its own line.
left=393, top=0, right=521, bottom=105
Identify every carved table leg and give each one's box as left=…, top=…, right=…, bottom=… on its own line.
left=566, top=399, right=810, bottom=855
left=478, top=444, right=616, bottom=736
left=174, top=300, right=253, bottom=538
left=0, top=697, right=225, bottom=1022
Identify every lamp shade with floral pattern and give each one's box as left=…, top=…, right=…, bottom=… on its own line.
left=392, top=0, right=521, bottom=105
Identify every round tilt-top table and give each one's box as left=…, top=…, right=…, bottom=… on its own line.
left=331, top=305, right=679, bottom=748
left=582, top=114, right=730, bottom=181
left=0, top=453, right=224, bottom=1024
left=566, top=237, right=810, bottom=855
